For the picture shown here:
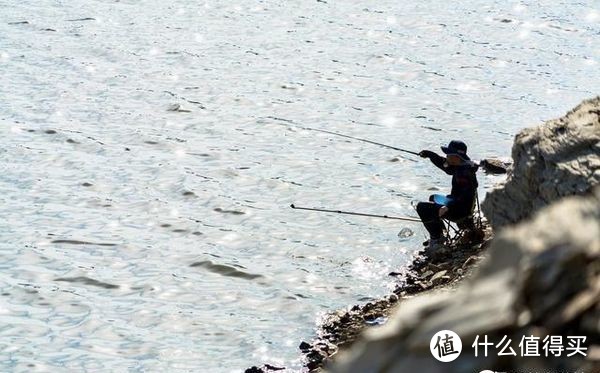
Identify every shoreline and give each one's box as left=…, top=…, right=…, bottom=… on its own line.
left=247, top=224, right=493, bottom=372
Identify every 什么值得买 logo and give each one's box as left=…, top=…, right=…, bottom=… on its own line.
left=430, top=330, right=462, bottom=362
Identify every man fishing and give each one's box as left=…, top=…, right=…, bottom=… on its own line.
left=416, top=140, right=479, bottom=250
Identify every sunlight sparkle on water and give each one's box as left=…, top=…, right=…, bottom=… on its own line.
left=583, top=58, right=597, bottom=66
left=493, top=59, right=508, bottom=68
left=351, top=257, right=384, bottom=280
left=175, top=148, right=186, bottom=158
left=513, top=4, right=527, bottom=13
left=456, top=82, right=479, bottom=92
left=218, top=233, right=240, bottom=243
left=585, top=10, right=599, bottom=22
left=398, top=182, right=417, bottom=193
left=380, top=115, right=398, bottom=127
left=518, top=29, right=530, bottom=39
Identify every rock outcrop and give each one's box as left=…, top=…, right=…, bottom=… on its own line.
left=329, top=97, right=600, bottom=373
left=330, top=187, right=600, bottom=373
left=482, top=96, right=600, bottom=229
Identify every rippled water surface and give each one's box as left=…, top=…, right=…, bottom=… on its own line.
left=1, top=0, right=598, bottom=371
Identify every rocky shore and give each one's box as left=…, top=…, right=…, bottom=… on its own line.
left=246, top=228, right=493, bottom=373
left=293, top=226, right=493, bottom=372
left=329, top=97, right=599, bottom=372
left=246, top=96, right=600, bottom=373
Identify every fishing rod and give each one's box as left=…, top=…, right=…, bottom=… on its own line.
left=302, top=127, right=508, bottom=173
left=268, top=117, right=509, bottom=174
left=290, top=204, right=421, bottom=222
left=302, top=127, right=420, bottom=156
left=268, top=117, right=420, bottom=156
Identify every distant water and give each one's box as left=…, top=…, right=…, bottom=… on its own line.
left=0, top=0, right=598, bottom=371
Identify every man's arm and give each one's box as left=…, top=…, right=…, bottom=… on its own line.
left=419, top=150, right=453, bottom=175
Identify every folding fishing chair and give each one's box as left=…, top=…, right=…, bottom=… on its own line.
left=442, top=194, right=484, bottom=246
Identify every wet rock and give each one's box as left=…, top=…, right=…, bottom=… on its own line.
left=329, top=187, right=600, bottom=373
left=263, top=364, right=285, bottom=371
left=306, top=350, right=324, bottom=361
left=429, top=270, right=447, bottom=282
left=339, top=313, right=350, bottom=323
left=420, top=270, right=434, bottom=279
left=167, top=103, right=191, bottom=112
left=479, top=157, right=511, bottom=174
left=397, top=227, right=414, bottom=239
left=482, top=96, right=600, bottom=229
left=306, top=360, right=321, bottom=371
left=299, top=341, right=311, bottom=351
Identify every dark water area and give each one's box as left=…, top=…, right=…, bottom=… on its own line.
left=1, top=0, right=598, bottom=371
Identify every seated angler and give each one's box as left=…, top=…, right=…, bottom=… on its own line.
left=416, top=140, right=479, bottom=250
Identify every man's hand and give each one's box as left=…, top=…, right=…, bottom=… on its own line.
left=438, top=206, right=449, bottom=217
left=419, top=150, right=432, bottom=158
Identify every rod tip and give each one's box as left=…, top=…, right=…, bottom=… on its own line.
left=290, top=204, right=295, bottom=208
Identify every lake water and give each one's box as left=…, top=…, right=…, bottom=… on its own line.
left=1, top=0, right=598, bottom=371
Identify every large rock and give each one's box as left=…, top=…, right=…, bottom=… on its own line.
left=482, top=96, right=600, bottom=229
left=329, top=187, right=600, bottom=373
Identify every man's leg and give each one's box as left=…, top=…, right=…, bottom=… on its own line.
left=416, top=202, right=444, bottom=239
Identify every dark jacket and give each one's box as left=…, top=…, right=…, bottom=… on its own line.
left=421, top=150, right=479, bottom=217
